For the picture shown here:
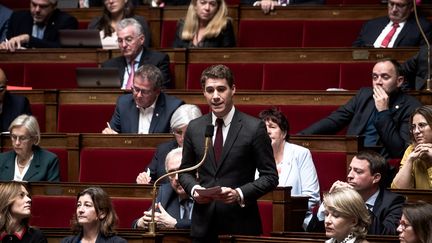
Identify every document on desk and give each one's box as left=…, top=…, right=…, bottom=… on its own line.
left=195, top=186, right=222, bottom=197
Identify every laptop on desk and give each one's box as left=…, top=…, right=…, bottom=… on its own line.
left=76, top=67, right=121, bottom=88
left=59, top=29, right=102, bottom=48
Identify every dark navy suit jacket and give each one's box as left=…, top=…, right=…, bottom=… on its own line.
left=7, top=9, right=78, bottom=48
left=352, top=15, right=432, bottom=47
left=146, top=139, right=179, bottom=184
left=108, top=92, right=183, bottom=133
left=0, top=92, right=32, bottom=132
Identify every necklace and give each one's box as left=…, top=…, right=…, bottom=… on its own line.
left=339, top=233, right=355, bottom=243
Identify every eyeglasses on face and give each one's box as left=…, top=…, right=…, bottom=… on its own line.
left=131, top=86, right=153, bottom=96
left=172, top=129, right=184, bottom=136
left=410, top=122, right=430, bottom=132
left=398, top=219, right=412, bottom=231
left=117, top=35, right=142, bottom=45
left=10, top=134, right=33, bottom=142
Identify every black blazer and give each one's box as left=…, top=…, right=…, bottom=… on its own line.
left=61, top=233, right=126, bottom=243
left=108, top=92, right=184, bottom=133
left=6, top=9, right=78, bottom=48
left=369, top=189, right=405, bottom=235
left=0, top=145, right=60, bottom=182
left=132, top=183, right=192, bottom=229
left=402, top=45, right=429, bottom=90
left=179, top=110, right=278, bottom=237
left=0, top=92, right=31, bottom=132
left=0, top=227, right=47, bottom=243
left=102, top=47, right=171, bottom=88
left=299, top=88, right=421, bottom=158
left=173, top=19, right=236, bottom=48
left=352, top=15, right=432, bottom=47
left=146, top=139, right=179, bottom=184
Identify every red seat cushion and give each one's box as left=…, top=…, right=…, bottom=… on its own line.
left=79, top=148, right=155, bottom=183
left=311, top=152, right=347, bottom=196
left=0, top=63, right=25, bottom=86
left=46, top=148, right=69, bottom=182
left=57, top=104, right=115, bottom=133
left=303, top=20, right=364, bottom=47
left=112, top=197, right=152, bottom=228
left=30, top=104, right=46, bottom=132
left=30, top=195, right=76, bottom=228
left=340, top=63, right=375, bottom=90
left=161, top=20, right=177, bottom=48
left=258, top=201, right=273, bottom=236
left=1, top=0, right=30, bottom=9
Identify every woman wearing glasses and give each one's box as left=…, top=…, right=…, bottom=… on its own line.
left=392, top=105, right=432, bottom=189
left=0, top=114, right=59, bottom=182
left=397, top=201, right=432, bottom=243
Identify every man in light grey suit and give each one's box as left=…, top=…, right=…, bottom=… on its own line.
left=178, top=64, right=278, bottom=243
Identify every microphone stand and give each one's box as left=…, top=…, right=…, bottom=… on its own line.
left=412, top=0, right=431, bottom=91
left=148, top=125, right=214, bottom=235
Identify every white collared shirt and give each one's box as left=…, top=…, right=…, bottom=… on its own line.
left=138, top=95, right=158, bottom=134
left=13, top=154, right=34, bottom=181
left=121, top=49, right=143, bottom=89
left=373, top=21, right=406, bottom=48
left=211, top=105, right=235, bottom=146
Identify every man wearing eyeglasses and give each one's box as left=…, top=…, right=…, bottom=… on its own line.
left=102, top=18, right=171, bottom=89
left=102, top=64, right=183, bottom=134
left=0, top=68, right=32, bottom=132
left=0, top=0, right=78, bottom=51
left=352, top=0, right=432, bottom=48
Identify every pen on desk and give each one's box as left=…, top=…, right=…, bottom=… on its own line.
left=106, top=122, right=111, bottom=129
left=146, top=168, right=151, bottom=177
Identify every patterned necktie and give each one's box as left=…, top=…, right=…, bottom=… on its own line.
left=380, top=22, right=399, bottom=48
left=214, top=118, right=224, bottom=164
left=125, top=60, right=135, bottom=89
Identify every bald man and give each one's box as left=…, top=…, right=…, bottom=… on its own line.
left=0, top=69, right=32, bottom=132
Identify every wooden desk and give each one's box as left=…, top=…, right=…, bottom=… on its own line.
left=0, top=49, right=108, bottom=64
left=390, top=188, right=432, bottom=203
left=271, top=232, right=399, bottom=243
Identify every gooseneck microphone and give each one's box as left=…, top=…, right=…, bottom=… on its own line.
left=148, top=125, right=214, bottom=234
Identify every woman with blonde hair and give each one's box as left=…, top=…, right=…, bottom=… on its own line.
left=173, top=0, right=235, bottom=48
left=0, top=181, right=47, bottom=242
left=324, top=187, right=370, bottom=243
left=61, top=187, right=126, bottom=243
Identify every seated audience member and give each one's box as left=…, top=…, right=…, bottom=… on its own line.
left=0, top=68, right=32, bottom=132
left=250, top=0, right=324, bottom=15
left=0, top=0, right=78, bottom=51
left=0, top=181, right=47, bottom=242
left=323, top=187, right=370, bottom=243
left=397, top=201, right=432, bottom=243
left=0, top=115, right=60, bottom=182
left=102, top=64, right=184, bottom=134
left=310, top=150, right=405, bottom=235
left=136, top=104, right=202, bottom=184
left=133, top=148, right=193, bottom=229
left=79, top=0, right=142, bottom=8
left=102, top=18, right=170, bottom=88
left=299, top=59, right=422, bottom=159
left=150, top=0, right=190, bottom=7
left=392, top=105, right=432, bottom=189
left=402, top=45, right=431, bottom=91
left=352, top=0, right=432, bottom=48
left=88, top=0, right=151, bottom=49
left=259, top=107, right=320, bottom=230
left=62, top=187, right=126, bottom=243
left=173, top=0, right=236, bottom=48
left=0, top=4, right=12, bottom=42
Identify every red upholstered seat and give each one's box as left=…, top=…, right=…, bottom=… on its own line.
left=302, top=20, right=364, bottom=47
left=0, top=63, right=25, bottom=86
left=57, top=104, right=115, bottom=133
left=262, top=63, right=340, bottom=90
left=30, top=195, right=76, bottom=228
left=112, top=197, right=152, bottom=228
left=1, top=0, right=30, bottom=9
left=258, top=201, right=273, bottom=236
left=78, top=21, right=90, bottom=29
left=47, top=148, right=69, bottom=182
left=238, top=20, right=303, bottom=48
left=161, top=20, right=178, bottom=48
left=31, top=104, right=46, bottom=132
left=340, top=63, right=375, bottom=90
left=187, top=63, right=263, bottom=90
left=24, top=63, right=97, bottom=89
left=311, top=152, right=347, bottom=195
left=79, top=148, right=155, bottom=183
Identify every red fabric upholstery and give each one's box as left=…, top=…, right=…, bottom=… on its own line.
left=24, top=63, right=97, bottom=89
left=187, top=63, right=263, bottom=90
left=160, top=20, right=177, bottom=48
left=1, top=0, right=30, bottom=9
left=79, top=148, right=155, bottom=183
left=112, top=197, right=152, bottom=228
left=0, top=63, right=25, bottom=86
left=340, top=63, right=375, bottom=90
left=78, top=21, right=90, bottom=29
left=169, top=63, right=176, bottom=88
left=262, top=63, right=340, bottom=90
left=238, top=20, right=303, bottom=47
left=258, top=201, right=273, bottom=236
left=311, top=152, right=347, bottom=195
left=302, top=20, right=364, bottom=47
left=343, top=0, right=381, bottom=3
left=30, top=195, right=76, bottom=228
left=57, top=104, right=115, bottom=133
left=46, top=148, right=69, bottom=182
left=30, top=104, right=46, bottom=132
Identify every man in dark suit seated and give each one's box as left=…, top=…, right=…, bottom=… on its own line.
left=102, top=64, right=183, bottom=134
left=299, top=59, right=421, bottom=159
left=308, top=150, right=405, bottom=235
left=0, top=68, right=32, bottom=132
left=352, top=0, right=432, bottom=48
left=102, top=18, right=172, bottom=89
left=0, top=4, right=12, bottom=42
left=0, top=0, right=78, bottom=51
left=401, top=45, right=431, bottom=90
left=133, top=147, right=192, bottom=229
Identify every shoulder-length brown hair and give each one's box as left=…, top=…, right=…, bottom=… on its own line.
left=0, top=181, right=31, bottom=233
left=96, top=0, right=135, bottom=38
